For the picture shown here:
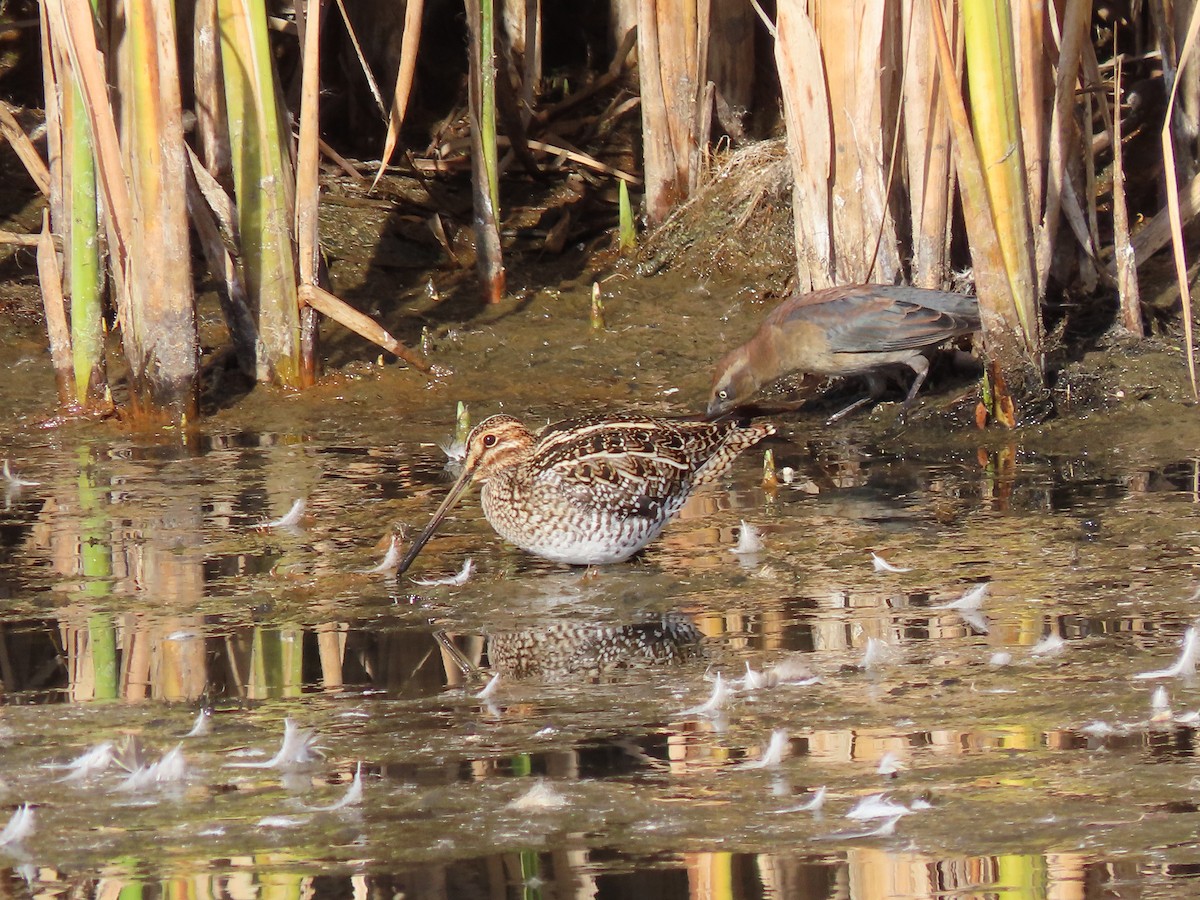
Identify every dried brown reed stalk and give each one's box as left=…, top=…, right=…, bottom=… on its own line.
left=1162, top=6, right=1200, bottom=398
left=902, top=3, right=956, bottom=289
left=1112, top=55, right=1143, bottom=336
left=373, top=0, right=425, bottom=190
left=466, top=0, right=506, bottom=302
left=774, top=5, right=830, bottom=290
left=637, top=0, right=705, bottom=225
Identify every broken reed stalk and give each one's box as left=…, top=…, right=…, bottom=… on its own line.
left=1034, top=0, right=1089, bottom=296
left=0, top=101, right=51, bottom=196
left=636, top=0, right=704, bottom=225
left=37, top=209, right=74, bottom=405
left=300, top=285, right=432, bottom=372
left=123, top=0, right=198, bottom=421
left=296, top=0, right=321, bottom=290
left=466, top=0, right=506, bottom=302
left=373, top=0, right=425, bottom=190
left=901, top=2, right=955, bottom=288
left=816, top=0, right=900, bottom=284
left=773, top=3, right=832, bottom=290
left=1112, top=54, right=1143, bottom=336
left=294, top=0, right=323, bottom=383
left=1012, top=1, right=1045, bottom=227
left=521, top=0, right=542, bottom=121
left=218, top=0, right=306, bottom=387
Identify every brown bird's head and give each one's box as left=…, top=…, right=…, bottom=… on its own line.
left=396, top=415, right=535, bottom=577
left=708, top=346, right=762, bottom=417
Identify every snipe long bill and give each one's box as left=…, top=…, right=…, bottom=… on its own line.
left=396, top=414, right=774, bottom=575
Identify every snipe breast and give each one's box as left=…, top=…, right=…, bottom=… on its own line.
left=397, top=414, right=775, bottom=573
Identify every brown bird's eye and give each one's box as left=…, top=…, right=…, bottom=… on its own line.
left=483, top=433, right=498, bottom=447
left=718, top=389, right=729, bottom=400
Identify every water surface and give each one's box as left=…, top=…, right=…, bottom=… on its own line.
left=1, top=280, right=1199, bottom=899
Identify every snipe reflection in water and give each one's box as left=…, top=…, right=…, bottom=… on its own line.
left=482, top=613, right=706, bottom=679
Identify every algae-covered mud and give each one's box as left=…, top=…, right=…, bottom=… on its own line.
left=1, top=275, right=1200, bottom=899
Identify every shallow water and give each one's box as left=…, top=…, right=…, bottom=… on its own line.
left=2, top=280, right=1200, bottom=899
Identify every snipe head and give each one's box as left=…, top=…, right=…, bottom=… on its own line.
left=396, top=415, right=534, bottom=576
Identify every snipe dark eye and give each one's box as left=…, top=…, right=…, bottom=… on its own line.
left=483, top=434, right=498, bottom=448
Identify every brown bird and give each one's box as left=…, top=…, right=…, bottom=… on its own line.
left=708, top=284, right=980, bottom=421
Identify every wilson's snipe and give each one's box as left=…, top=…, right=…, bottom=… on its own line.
left=708, top=284, right=979, bottom=421
left=397, top=414, right=774, bottom=574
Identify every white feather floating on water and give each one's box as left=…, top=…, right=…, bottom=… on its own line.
left=846, top=793, right=912, bottom=820
left=680, top=673, right=732, bottom=717
left=731, top=521, right=764, bottom=555
left=116, top=744, right=187, bottom=792
left=871, top=553, right=910, bottom=573
left=738, top=662, right=768, bottom=692
left=262, top=499, right=306, bottom=529
left=1030, top=634, right=1067, bottom=657
left=740, top=656, right=820, bottom=691
left=438, top=437, right=466, bottom=463
left=1151, top=685, right=1173, bottom=722
left=367, top=534, right=403, bottom=574
left=862, top=815, right=904, bottom=837
left=476, top=673, right=501, bottom=700
left=0, top=805, right=34, bottom=847
left=507, top=779, right=567, bottom=810
left=303, top=763, right=364, bottom=812
left=814, top=812, right=904, bottom=841
left=862, top=637, right=896, bottom=670
left=935, top=583, right=990, bottom=610
left=46, top=742, right=115, bottom=782
left=258, top=815, right=307, bottom=828
left=738, top=729, right=790, bottom=769
left=411, top=558, right=475, bottom=587
left=773, top=786, right=826, bottom=814
left=186, top=709, right=212, bottom=738
left=767, top=655, right=820, bottom=686
left=877, top=752, right=903, bottom=777
left=2, top=461, right=39, bottom=487
left=1134, top=626, right=1200, bottom=680
left=228, top=719, right=323, bottom=769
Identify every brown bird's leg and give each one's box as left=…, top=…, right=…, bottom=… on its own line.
left=901, top=355, right=931, bottom=405
left=895, top=356, right=932, bottom=423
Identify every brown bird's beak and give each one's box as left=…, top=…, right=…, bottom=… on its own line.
left=395, top=461, right=479, bottom=578
left=705, top=396, right=729, bottom=419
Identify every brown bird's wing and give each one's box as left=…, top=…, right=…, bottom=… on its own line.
left=532, top=419, right=730, bottom=519
left=772, top=285, right=979, bottom=355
